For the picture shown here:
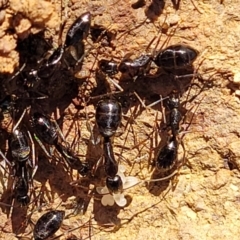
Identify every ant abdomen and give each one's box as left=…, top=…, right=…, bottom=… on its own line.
left=96, top=99, right=122, bottom=138
left=65, top=12, right=91, bottom=47
left=154, top=44, right=199, bottom=71
left=156, top=136, right=178, bottom=171
left=31, top=112, right=58, bottom=146
left=33, top=210, right=65, bottom=240
left=10, top=129, right=30, bottom=162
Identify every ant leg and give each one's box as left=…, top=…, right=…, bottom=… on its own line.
left=144, top=170, right=179, bottom=183
left=12, top=108, right=28, bottom=132
left=181, top=102, right=205, bottom=141
left=52, top=119, right=66, bottom=143
left=160, top=95, right=167, bottom=125
left=151, top=22, right=178, bottom=57
left=88, top=91, right=123, bottom=102
left=0, top=149, right=12, bottom=167
left=173, top=58, right=205, bottom=91
left=74, top=37, right=98, bottom=67
left=190, top=0, right=203, bottom=14
left=27, top=131, right=38, bottom=179
left=50, top=216, right=94, bottom=239
left=26, top=91, right=49, bottom=100
left=33, top=133, right=52, bottom=159
left=91, top=156, right=103, bottom=176
left=106, top=76, right=124, bottom=92
left=181, top=80, right=207, bottom=108
left=3, top=63, right=26, bottom=87
left=132, top=91, right=148, bottom=108
left=61, top=0, right=69, bottom=24
left=83, top=98, right=100, bottom=146
left=133, top=91, right=169, bottom=109
left=116, top=18, right=148, bottom=40
left=176, top=94, right=205, bottom=172
left=180, top=60, right=212, bottom=105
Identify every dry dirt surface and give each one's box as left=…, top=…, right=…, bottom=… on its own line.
left=0, top=0, right=240, bottom=239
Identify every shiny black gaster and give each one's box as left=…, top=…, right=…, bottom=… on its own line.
left=156, top=136, right=178, bottom=170
left=11, top=129, right=31, bottom=162
left=96, top=99, right=122, bottom=138
left=34, top=210, right=65, bottom=240
left=65, top=12, right=91, bottom=47
left=154, top=44, right=199, bottom=70
left=32, top=112, right=58, bottom=145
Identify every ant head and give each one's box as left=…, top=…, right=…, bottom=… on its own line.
left=78, top=162, right=91, bottom=176
left=11, top=128, right=22, bottom=138
left=106, top=175, right=123, bottom=194
left=16, top=195, right=30, bottom=206
left=31, top=112, right=48, bottom=126
left=98, top=59, right=119, bottom=76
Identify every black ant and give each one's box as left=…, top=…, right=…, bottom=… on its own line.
left=33, top=209, right=95, bottom=240
left=95, top=98, right=124, bottom=194
left=31, top=112, right=89, bottom=176
left=98, top=54, right=152, bottom=80
left=120, top=43, right=199, bottom=83
left=38, top=11, right=91, bottom=74
left=155, top=81, right=205, bottom=174
left=0, top=109, right=36, bottom=206
left=10, top=128, right=33, bottom=206
left=9, top=11, right=92, bottom=101
left=154, top=90, right=182, bottom=172
left=95, top=32, right=200, bottom=110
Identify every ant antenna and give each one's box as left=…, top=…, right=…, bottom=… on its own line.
left=151, top=21, right=179, bottom=57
